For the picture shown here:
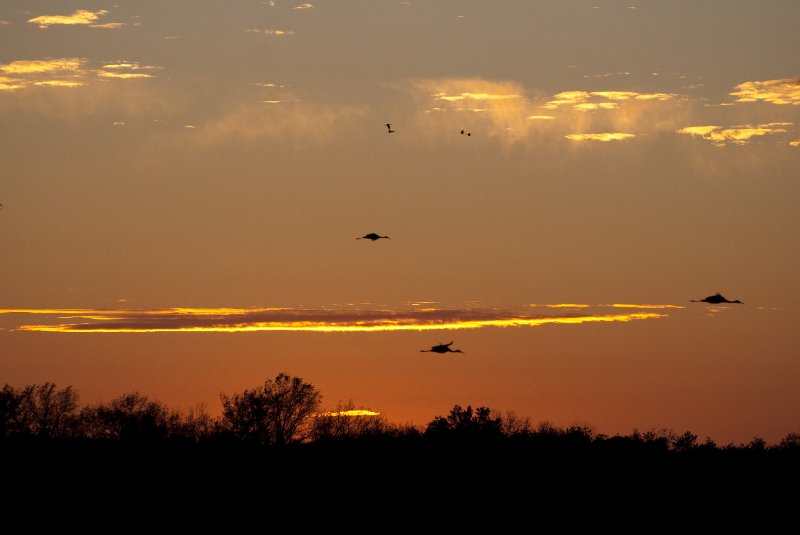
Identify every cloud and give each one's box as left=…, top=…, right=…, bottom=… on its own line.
left=90, top=23, right=126, bottom=29
left=730, top=77, right=800, bottom=105
left=565, top=133, right=635, bottom=142
left=544, top=90, right=679, bottom=111
left=192, top=99, right=367, bottom=147
left=245, top=28, right=294, bottom=36
left=28, top=10, right=109, bottom=29
left=0, top=58, right=87, bottom=91
left=676, top=122, right=792, bottom=146
left=293, top=3, right=315, bottom=9
left=401, top=77, right=692, bottom=149
left=1, top=304, right=669, bottom=333
left=0, top=58, right=160, bottom=91
left=790, top=140, right=800, bottom=147
left=0, top=58, right=85, bottom=75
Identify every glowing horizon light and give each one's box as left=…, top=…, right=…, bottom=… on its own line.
left=315, top=410, right=380, bottom=417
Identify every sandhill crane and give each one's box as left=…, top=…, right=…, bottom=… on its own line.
left=691, top=292, right=743, bottom=304
left=421, top=341, right=464, bottom=354
left=357, top=233, right=390, bottom=241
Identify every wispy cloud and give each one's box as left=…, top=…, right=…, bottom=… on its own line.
left=0, top=58, right=159, bottom=91
left=0, top=58, right=86, bottom=92
left=403, top=77, right=692, bottom=148
left=90, top=22, right=126, bottom=30
left=676, top=122, right=792, bottom=146
left=1, top=304, right=669, bottom=333
left=730, top=77, right=800, bottom=105
left=293, top=3, right=315, bottom=10
left=245, top=28, right=294, bottom=36
left=543, top=90, right=679, bottom=111
left=28, top=10, right=110, bottom=29
left=193, top=99, right=366, bottom=146
left=0, top=58, right=85, bottom=75
left=565, top=133, right=635, bottom=142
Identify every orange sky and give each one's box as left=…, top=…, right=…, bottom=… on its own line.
left=1, top=1, right=799, bottom=445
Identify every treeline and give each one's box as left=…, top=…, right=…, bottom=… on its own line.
left=2, top=373, right=800, bottom=455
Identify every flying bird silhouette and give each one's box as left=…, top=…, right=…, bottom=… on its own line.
left=386, top=123, right=395, bottom=133
left=691, top=292, right=743, bottom=304
left=357, top=233, right=390, bottom=241
left=421, top=341, right=464, bottom=354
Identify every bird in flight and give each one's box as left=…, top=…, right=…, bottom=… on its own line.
left=460, top=130, right=471, bottom=136
left=357, top=233, right=390, bottom=241
left=421, top=341, right=464, bottom=354
left=386, top=123, right=395, bottom=133
left=691, top=292, right=743, bottom=304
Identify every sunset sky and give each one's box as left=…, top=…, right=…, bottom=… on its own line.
left=2, top=1, right=799, bottom=445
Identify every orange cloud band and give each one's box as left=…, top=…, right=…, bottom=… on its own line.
left=1, top=306, right=669, bottom=333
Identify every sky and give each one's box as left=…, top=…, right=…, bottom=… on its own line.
left=1, top=0, right=799, bottom=445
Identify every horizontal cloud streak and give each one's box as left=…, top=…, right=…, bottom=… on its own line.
left=676, top=122, right=792, bottom=146
left=0, top=58, right=159, bottom=92
left=1, top=305, right=670, bottom=333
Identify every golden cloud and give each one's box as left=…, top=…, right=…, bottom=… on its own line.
left=33, top=80, right=84, bottom=87
left=1, top=304, right=669, bottom=333
left=435, top=92, right=521, bottom=102
left=790, top=140, right=800, bottom=147
left=730, top=77, right=800, bottom=105
left=245, top=28, right=294, bottom=36
left=565, top=133, right=635, bottom=142
left=527, top=115, right=554, bottom=120
left=0, top=58, right=159, bottom=92
left=97, top=72, right=154, bottom=79
left=676, top=122, right=792, bottom=146
left=28, top=9, right=109, bottom=29
left=90, top=22, right=126, bottom=29
left=407, top=78, right=535, bottom=144
left=545, top=90, right=678, bottom=110
left=293, top=3, right=315, bottom=9
left=573, top=102, right=618, bottom=111
left=0, top=58, right=85, bottom=74
left=0, top=76, right=26, bottom=91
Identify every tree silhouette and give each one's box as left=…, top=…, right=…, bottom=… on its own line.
left=79, top=392, right=179, bottom=442
left=0, top=384, right=27, bottom=440
left=425, top=404, right=503, bottom=441
left=220, top=373, right=321, bottom=446
left=0, top=383, right=79, bottom=439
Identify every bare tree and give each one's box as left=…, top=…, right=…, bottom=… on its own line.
left=79, top=392, right=179, bottom=441
left=16, top=383, right=79, bottom=439
left=220, top=373, right=321, bottom=446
